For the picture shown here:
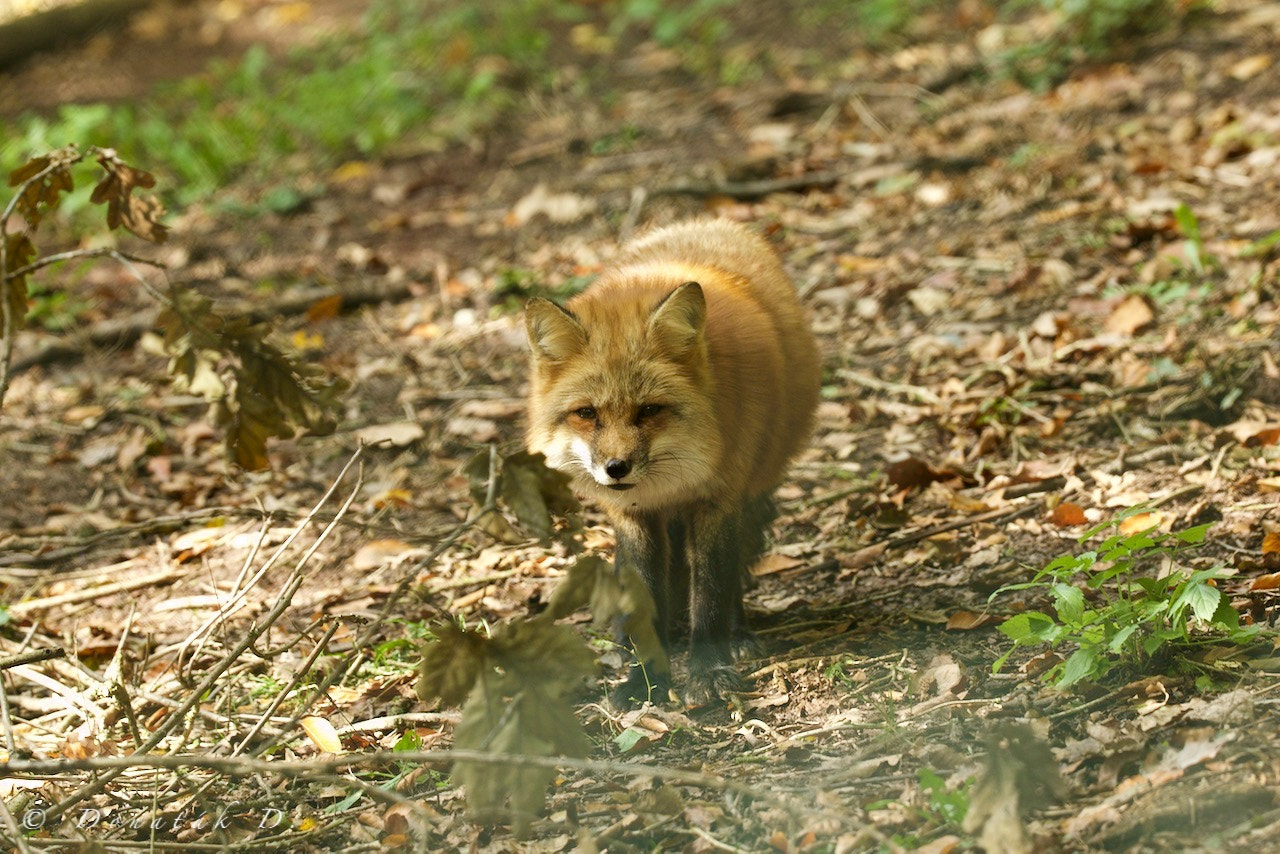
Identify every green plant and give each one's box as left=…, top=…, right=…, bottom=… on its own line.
left=992, top=507, right=1260, bottom=688
left=918, top=768, right=971, bottom=826
left=999, top=0, right=1185, bottom=90
left=0, top=0, right=574, bottom=210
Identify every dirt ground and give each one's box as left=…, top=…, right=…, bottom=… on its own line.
left=2, top=0, right=1280, bottom=851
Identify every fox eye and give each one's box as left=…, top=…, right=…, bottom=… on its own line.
left=636, top=403, right=664, bottom=421
left=571, top=406, right=597, bottom=421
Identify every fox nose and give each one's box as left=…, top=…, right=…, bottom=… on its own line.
left=604, top=458, right=631, bottom=480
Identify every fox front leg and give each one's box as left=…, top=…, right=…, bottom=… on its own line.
left=686, top=508, right=750, bottom=704
left=611, top=512, right=673, bottom=706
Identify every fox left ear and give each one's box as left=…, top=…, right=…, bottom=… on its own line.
left=648, top=281, right=705, bottom=356
left=526, top=297, right=587, bottom=363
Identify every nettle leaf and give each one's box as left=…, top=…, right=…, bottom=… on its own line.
left=544, top=555, right=606, bottom=621
left=462, top=451, right=580, bottom=542
left=1177, top=582, right=1222, bottom=623
left=500, top=458, right=552, bottom=540
left=453, top=679, right=592, bottom=837
left=1173, top=523, right=1213, bottom=545
left=998, top=611, right=1057, bottom=644
left=416, top=622, right=492, bottom=707
left=506, top=451, right=578, bottom=516
left=490, top=620, right=597, bottom=692
left=1051, top=583, right=1086, bottom=625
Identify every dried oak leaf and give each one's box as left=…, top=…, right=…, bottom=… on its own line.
left=90, top=150, right=168, bottom=243
left=2, top=232, right=36, bottom=327
left=7, top=147, right=79, bottom=228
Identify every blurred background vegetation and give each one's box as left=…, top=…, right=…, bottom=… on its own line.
left=1, top=0, right=1193, bottom=221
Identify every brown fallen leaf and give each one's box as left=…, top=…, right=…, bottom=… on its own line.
left=1250, top=572, right=1280, bottom=591
left=751, top=553, right=804, bottom=576
left=1050, top=501, right=1088, bottom=527
left=946, top=610, right=1002, bottom=631
left=962, top=724, right=1066, bottom=854
left=1103, top=293, right=1155, bottom=337
left=1264, top=531, right=1280, bottom=555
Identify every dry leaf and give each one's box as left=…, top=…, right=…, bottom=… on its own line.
left=507, top=182, right=596, bottom=226
left=1250, top=572, right=1280, bottom=591
left=1263, top=532, right=1280, bottom=555
left=751, top=553, right=804, bottom=576
left=1118, top=510, right=1162, bottom=536
left=946, top=610, right=1001, bottom=630
left=1229, top=54, right=1272, bottom=80
left=301, top=716, right=344, bottom=753
left=1050, top=502, right=1087, bottom=527
left=1103, top=294, right=1155, bottom=336
left=354, top=420, right=426, bottom=447
left=352, top=539, right=420, bottom=570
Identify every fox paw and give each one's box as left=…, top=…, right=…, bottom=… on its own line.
left=685, top=664, right=748, bottom=706
left=611, top=666, right=672, bottom=708
left=731, top=631, right=762, bottom=662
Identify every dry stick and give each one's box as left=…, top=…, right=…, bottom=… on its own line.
left=652, top=170, right=842, bottom=201
left=0, top=794, right=34, bottom=854
left=229, top=620, right=341, bottom=757
left=0, top=648, right=66, bottom=671
left=258, top=445, right=501, bottom=759
left=10, top=275, right=413, bottom=375
left=174, top=516, right=277, bottom=681
left=36, top=449, right=367, bottom=825
left=9, top=568, right=184, bottom=617
left=0, top=675, right=14, bottom=758
left=2, top=749, right=801, bottom=816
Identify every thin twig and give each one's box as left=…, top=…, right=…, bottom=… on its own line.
left=36, top=449, right=366, bottom=825
left=2, top=748, right=800, bottom=814
left=4, top=247, right=163, bottom=282
left=230, top=620, right=340, bottom=757
left=0, top=648, right=66, bottom=671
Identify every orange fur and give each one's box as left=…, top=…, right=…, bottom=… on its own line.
left=525, top=219, right=820, bottom=703
left=526, top=220, right=819, bottom=510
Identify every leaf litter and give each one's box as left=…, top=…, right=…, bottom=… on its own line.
left=3, top=0, right=1280, bottom=851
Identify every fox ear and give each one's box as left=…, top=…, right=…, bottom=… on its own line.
left=648, top=281, right=705, bottom=356
left=526, top=298, right=587, bottom=363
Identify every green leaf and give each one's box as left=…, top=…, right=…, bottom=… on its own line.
left=1107, top=624, right=1139, bottom=653
left=1051, top=583, right=1086, bottom=625
left=1172, top=523, right=1213, bottom=545
left=1177, top=581, right=1221, bottom=623
left=614, top=727, right=648, bottom=752
left=997, top=611, right=1058, bottom=644
left=1243, top=227, right=1280, bottom=258
left=1057, top=647, right=1100, bottom=687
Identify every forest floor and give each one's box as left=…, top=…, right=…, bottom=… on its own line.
left=2, top=0, right=1280, bottom=851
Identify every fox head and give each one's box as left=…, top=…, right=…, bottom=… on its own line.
left=525, top=281, right=723, bottom=512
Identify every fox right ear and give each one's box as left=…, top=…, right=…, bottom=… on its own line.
left=526, top=298, right=587, bottom=363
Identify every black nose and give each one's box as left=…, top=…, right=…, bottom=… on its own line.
left=604, top=458, right=631, bottom=480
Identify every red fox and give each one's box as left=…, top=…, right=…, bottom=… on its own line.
left=525, top=219, right=820, bottom=704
